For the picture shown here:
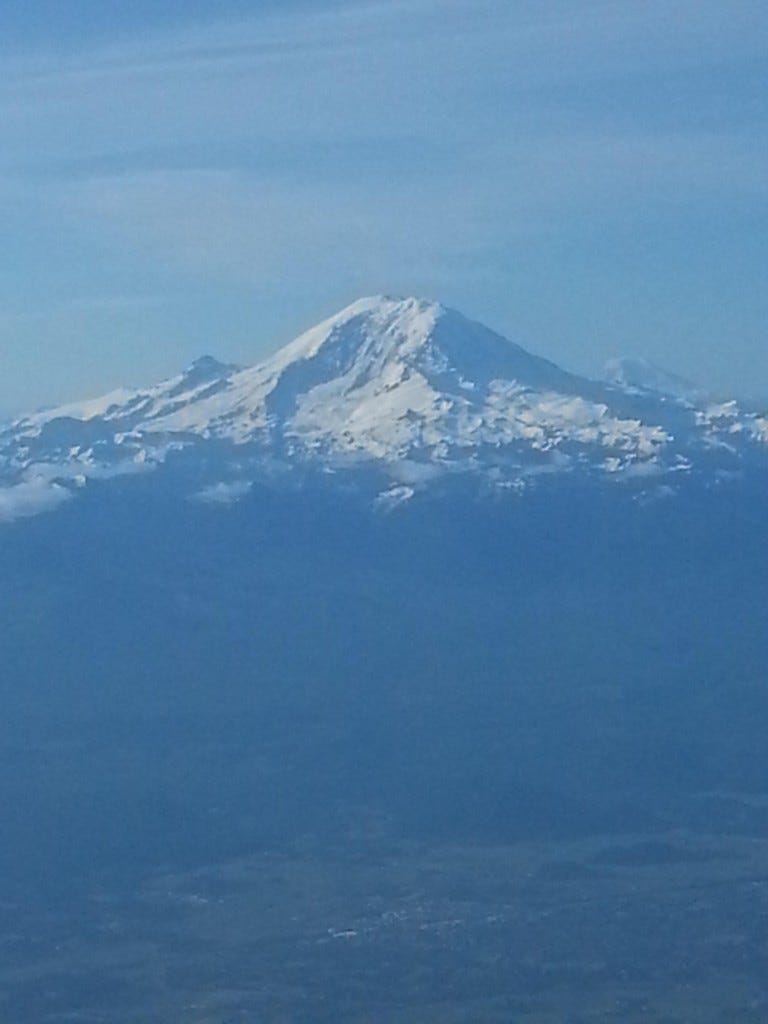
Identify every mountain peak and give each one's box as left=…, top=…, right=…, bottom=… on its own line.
left=181, top=355, right=239, bottom=384
left=334, top=293, right=441, bottom=315
left=275, top=294, right=445, bottom=363
left=603, top=356, right=701, bottom=401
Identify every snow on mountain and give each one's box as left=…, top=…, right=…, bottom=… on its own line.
left=1, top=295, right=766, bottom=519
left=603, top=356, right=702, bottom=402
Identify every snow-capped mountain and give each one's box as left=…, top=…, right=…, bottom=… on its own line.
left=1, top=296, right=766, bottom=520
left=602, top=356, right=703, bottom=402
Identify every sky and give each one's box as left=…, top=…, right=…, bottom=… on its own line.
left=0, top=0, right=766, bottom=414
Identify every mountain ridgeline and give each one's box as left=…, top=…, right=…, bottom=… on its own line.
left=1, top=295, right=767, bottom=523
left=0, top=297, right=767, bottom=896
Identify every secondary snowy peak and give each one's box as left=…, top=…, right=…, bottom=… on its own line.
left=179, top=355, right=239, bottom=387
left=1, top=294, right=766, bottom=519
left=603, top=356, right=701, bottom=402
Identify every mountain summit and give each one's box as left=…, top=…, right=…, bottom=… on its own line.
left=603, top=356, right=702, bottom=402
left=0, top=295, right=766, bottom=519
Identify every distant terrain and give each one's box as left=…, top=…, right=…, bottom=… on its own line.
left=1, top=298, right=767, bottom=1021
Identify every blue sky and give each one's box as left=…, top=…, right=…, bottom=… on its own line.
left=1, top=0, right=766, bottom=412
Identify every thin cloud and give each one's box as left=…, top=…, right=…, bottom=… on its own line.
left=0, top=478, right=72, bottom=522
left=49, top=121, right=765, bottom=287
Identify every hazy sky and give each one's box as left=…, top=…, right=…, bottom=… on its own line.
left=1, top=0, right=766, bottom=413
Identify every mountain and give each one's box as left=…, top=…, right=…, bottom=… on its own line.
left=602, top=356, right=702, bottom=401
left=2, top=297, right=768, bottom=1023
left=1, top=295, right=766, bottom=520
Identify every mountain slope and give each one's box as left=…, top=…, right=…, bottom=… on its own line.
left=1, top=295, right=766, bottom=519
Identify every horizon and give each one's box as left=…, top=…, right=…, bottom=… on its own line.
left=1, top=0, right=767, bottom=412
